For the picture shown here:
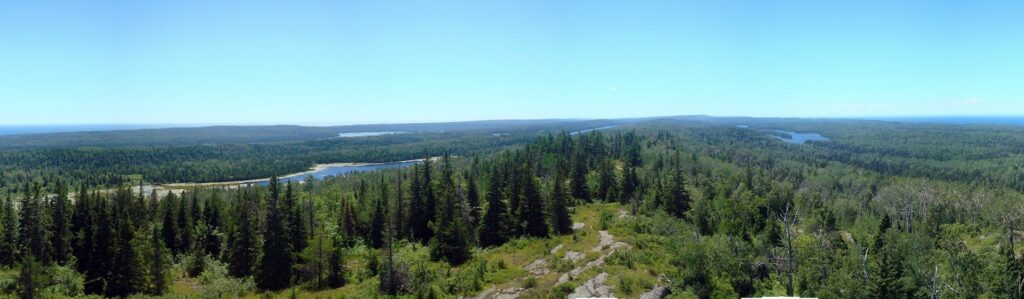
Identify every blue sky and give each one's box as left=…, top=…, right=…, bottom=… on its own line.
left=1, top=1, right=1022, bottom=125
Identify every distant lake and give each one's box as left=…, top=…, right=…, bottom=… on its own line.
left=773, top=130, right=829, bottom=144
left=570, top=125, right=619, bottom=135
left=337, top=131, right=405, bottom=138
left=260, top=160, right=420, bottom=185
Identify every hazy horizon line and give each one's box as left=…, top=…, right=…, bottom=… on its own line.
left=3, top=114, right=1024, bottom=128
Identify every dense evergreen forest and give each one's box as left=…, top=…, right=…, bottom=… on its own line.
left=1, top=118, right=1023, bottom=298
left=0, top=120, right=618, bottom=187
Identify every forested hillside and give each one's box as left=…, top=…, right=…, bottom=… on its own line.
left=1, top=119, right=1023, bottom=298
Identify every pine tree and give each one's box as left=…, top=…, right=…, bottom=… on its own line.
left=326, top=236, right=346, bottom=288
left=203, top=190, right=223, bottom=257
left=285, top=182, right=307, bottom=256
left=51, top=179, right=72, bottom=265
left=429, top=154, right=472, bottom=265
left=518, top=165, right=549, bottom=238
left=550, top=173, right=572, bottom=235
left=466, top=174, right=481, bottom=231
left=85, top=197, right=112, bottom=294
left=618, top=164, right=639, bottom=204
left=410, top=156, right=436, bottom=244
left=369, top=178, right=388, bottom=249
left=570, top=153, right=591, bottom=202
left=596, top=159, right=615, bottom=201
left=380, top=187, right=402, bottom=295
left=0, top=194, right=17, bottom=267
left=71, top=185, right=93, bottom=272
left=17, top=255, right=43, bottom=299
left=667, top=151, right=691, bottom=218
left=19, top=183, right=51, bottom=263
left=257, top=176, right=293, bottom=290
left=148, top=188, right=160, bottom=220
left=227, top=189, right=258, bottom=278
left=479, top=167, right=509, bottom=247
left=106, top=188, right=144, bottom=297
left=161, top=192, right=179, bottom=255
left=177, top=192, right=193, bottom=254
left=338, top=194, right=356, bottom=247
left=148, top=224, right=169, bottom=295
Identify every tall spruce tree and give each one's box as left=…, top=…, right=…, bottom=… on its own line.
left=518, top=165, right=549, bottom=238
left=596, top=159, right=615, bottom=201
left=177, top=192, right=193, bottom=254
left=148, top=223, right=169, bottom=295
left=203, top=190, right=223, bottom=257
left=285, top=182, right=307, bottom=256
left=85, top=197, right=112, bottom=294
left=369, top=177, right=388, bottom=249
left=227, top=189, right=258, bottom=278
left=466, top=174, right=481, bottom=230
left=479, top=167, right=509, bottom=247
left=257, top=177, right=293, bottom=290
left=106, top=189, right=144, bottom=297
left=19, top=183, right=50, bottom=263
left=410, top=155, right=436, bottom=244
left=0, top=194, right=17, bottom=267
left=550, top=173, right=573, bottom=235
left=667, top=151, right=691, bottom=218
left=161, top=192, right=179, bottom=255
left=71, top=186, right=94, bottom=278
left=429, top=154, right=471, bottom=265
left=618, top=164, right=639, bottom=205
left=570, top=153, right=590, bottom=202
left=51, top=179, right=72, bottom=264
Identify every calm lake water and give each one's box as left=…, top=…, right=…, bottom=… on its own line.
left=336, top=131, right=405, bottom=138
left=570, top=125, right=619, bottom=135
left=774, top=130, right=829, bottom=144
left=258, top=160, right=420, bottom=185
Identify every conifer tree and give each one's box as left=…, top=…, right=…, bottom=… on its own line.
left=667, top=151, right=691, bottom=218
left=257, top=177, right=293, bottom=290
left=148, top=224, right=169, bottom=295
left=177, top=192, right=193, bottom=254
left=71, top=185, right=93, bottom=271
left=369, top=177, right=388, bottom=249
left=596, top=159, right=615, bottom=201
left=161, top=192, right=179, bottom=255
left=106, top=189, right=144, bottom=297
left=51, top=179, right=72, bottom=264
left=479, top=167, right=509, bottom=247
left=618, top=164, right=639, bottom=205
left=337, top=194, right=356, bottom=247
left=429, top=154, right=471, bottom=265
left=466, top=174, right=481, bottom=230
left=19, top=183, right=50, bottom=263
left=326, top=236, right=346, bottom=288
left=17, top=255, right=43, bottom=299
left=85, top=197, right=112, bottom=294
left=550, top=172, right=572, bottom=235
left=571, top=154, right=590, bottom=202
left=518, top=165, right=549, bottom=238
left=410, top=155, right=436, bottom=244
left=394, top=171, right=405, bottom=240
left=285, top=182, right=307, bottom=255
left=227, top=189, right=258, bottom=278
left=203, top=190, right=223, bottom=257
left=0, top=194, right=17, bottom=267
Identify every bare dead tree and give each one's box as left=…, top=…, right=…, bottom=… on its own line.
left=778, top=202, right=798, bottom=296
